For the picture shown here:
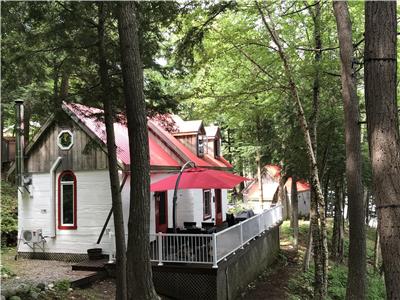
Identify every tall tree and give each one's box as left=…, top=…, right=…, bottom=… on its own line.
left=331, top=181, right=344, bottom=263
left=255, top=3, right=328, bottom=298
left=290, top=175, right=299, bottom=251
left=333, top=2, right=366, bottom=299
left=97, top=3, right=127, bottom=299
left=117, top=2, right=159, bottom=299
left=365, top=2, right=400, bottom=299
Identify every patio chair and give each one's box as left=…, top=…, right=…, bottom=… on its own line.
left=183, top=222, right=197, bottom=229
left=201, top=222, right=215, bottom=228
left=186, top=227, right=203, bottom=234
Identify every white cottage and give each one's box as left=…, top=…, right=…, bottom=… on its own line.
left=16, top=102, right=232, bottom=260
left=242, top=164, right=311, bottom=216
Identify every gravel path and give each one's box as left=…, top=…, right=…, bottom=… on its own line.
left=1, top=251, right=94, bottom=292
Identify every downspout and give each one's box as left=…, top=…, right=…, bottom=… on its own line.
left=50, top=157, right=62, bottom=237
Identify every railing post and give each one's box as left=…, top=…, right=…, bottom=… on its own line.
left=212, top=233, right=218, bottom=268
left=240, top=222, right=244, bottom=249
left=157, top=233, right=163, bottom=266
left=258, top=214, right=261, bottom=235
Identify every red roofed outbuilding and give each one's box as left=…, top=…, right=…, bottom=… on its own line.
left=242, top=164, right=311, bottom=216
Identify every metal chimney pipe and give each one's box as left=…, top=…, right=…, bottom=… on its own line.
left=15, top=99, right=24, bottom=187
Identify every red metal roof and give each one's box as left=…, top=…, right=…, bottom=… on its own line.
left=285, top=177, right=311, bottom=193
left=63, top=103, right=232, bottom=169
left=64, top=103, right=179, bottom=168
left=265, top=164, right=310, bottom=192
left=242, top=164, right=310, bottom=195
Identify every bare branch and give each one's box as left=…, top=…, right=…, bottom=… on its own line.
left=280, top=1, right=321, bottom=17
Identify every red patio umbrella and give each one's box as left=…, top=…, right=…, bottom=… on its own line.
left=150, top=167, right=250, bottom=191
left=151, top=165, right=250, bottom=232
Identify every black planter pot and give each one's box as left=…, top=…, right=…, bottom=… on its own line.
left=87, top=248, right=103, bottom=260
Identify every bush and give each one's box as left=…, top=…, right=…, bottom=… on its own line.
left=328, top=265, right=347, bottom=300
left=1, top=264, right=16, bottom=278
left=1, top=180, right=18, bottom=246
left=287, top=267, right=314, bottom=299
left=367, top=271, right=386, bottom=300
left=53, top=279, right=71, bottom=292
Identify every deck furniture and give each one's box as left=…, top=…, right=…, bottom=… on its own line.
left=183, top=222, right=197, bottom=229
left=111, top=205, right=283, bottom=268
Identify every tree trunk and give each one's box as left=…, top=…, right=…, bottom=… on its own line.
left=23, top=100, right=31, bottom=145
left=1, top=104, right=4, bottom=170
left=365, top=2, right=400, bottom=298
left=373, top=228, right=380, bottom=272
left=303, top=221, right=313, bottom=271
left=98, top=3, right=127, bottom=300
left=60, top=71, right=69, bottom=102
left=365, top=188, right=370, bottom=226
left=117, top=3, right=159, bottom=299
left=256, top=149, right=264, bottom=210
left=52, top=59, right=60, bottom=112
left=278, top=174, right=289, bottom=219
left=331, top=182, right=344, bottom=263
left=323, top=174, right=329, bottom=217
left=333, top=2, right=367, bottom=298
left=255, top=3, right=328, bottom=297
left=291, top=176, right=299, bottom=251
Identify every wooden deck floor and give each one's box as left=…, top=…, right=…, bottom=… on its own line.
left=72, top=258, right=109, bottom=271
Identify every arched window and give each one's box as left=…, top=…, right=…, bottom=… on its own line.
left=58, top=171, right=77, bottom=229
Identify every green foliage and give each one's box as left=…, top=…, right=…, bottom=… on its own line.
left=287, top=263, right=385, bottom=300
left=1, top=264, right=16, bottom=278
left=283, top=219, right=386, bottom=300
left=1, top=1, right=182, bottom=134
left=327, top=265, right=348, bottom=299
left=1, top=180, right=18, bottom=246
left=53, top=279, right=71, bottom=292
left=288, top=267, right=314, bottom=299
left=367, top=271, right=386, bottom=300
left=227, top=201, right=250, bottom=215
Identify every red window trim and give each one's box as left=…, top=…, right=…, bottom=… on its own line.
left=58, top=170, right=77, bottom=230
left=203, top=189, right=212, bottom=220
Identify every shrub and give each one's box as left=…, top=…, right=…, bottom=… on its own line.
left=1, top=180, right=18, bottom=246
left=54, top=279, right=71, bottom=292
left=328, top=265, right=347, bottom=300
left=1, top=264, right=16, bottom=278
left=367, top=271, right=386, bottom=300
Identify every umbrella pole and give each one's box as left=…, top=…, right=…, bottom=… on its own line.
left=173, top=161, right=195, bottom=233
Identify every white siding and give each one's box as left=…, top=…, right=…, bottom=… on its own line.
left=297, top=191, right=310, bottom=216
left=19, top=171, right=113, bottom=254
left=221, top=189, right=228, bottom=219
left=19, top=171, right=231, bottom=255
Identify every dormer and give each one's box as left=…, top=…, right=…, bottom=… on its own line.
left=205, top=126, right=222, bottom=158
left=170, top=115, right=207, bottom=157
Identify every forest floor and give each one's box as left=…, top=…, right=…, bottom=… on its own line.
left=237, top=220, right=309, bottom=300
left=238, top=220, right=386, bottom=300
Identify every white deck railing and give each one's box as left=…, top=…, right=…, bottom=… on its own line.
left=109, top=205, right=283, bottom=268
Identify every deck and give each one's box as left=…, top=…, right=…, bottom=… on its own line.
left=72, top=258, right=109, bottom=271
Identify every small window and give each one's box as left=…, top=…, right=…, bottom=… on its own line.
left=197, top=135, right=207, bottom=157
left=203, top=190, right=212, bottom=220
left=57, top=130, right=74, bottom=150
left=58, top=171, right=77, bottom=229
left=214, top=138, right=221, bottom=157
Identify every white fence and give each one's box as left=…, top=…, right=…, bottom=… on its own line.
left=109, top=205, right=282, bottom=268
